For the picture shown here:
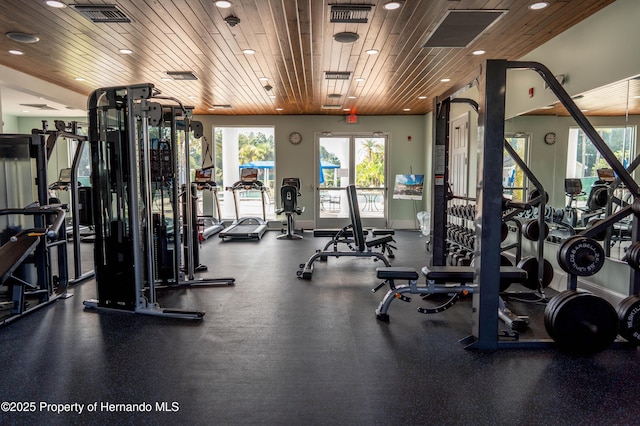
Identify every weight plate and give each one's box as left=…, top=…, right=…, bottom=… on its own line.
left=557, top=236, right=605, bottom=276
left=499, top=254, right=514, bottom=292
left=522, top=219, right=550, bottom=241
left=501, top=222, right=509, bottom=242
left=516, top=256, right=554, bottom=290
left=528, top=189, right=549, bottom=206
left=617, top=295, right=640, bottom=346
left=544, top=290, right=580, bottom=341
left=545, top=290, right=618, bottom=355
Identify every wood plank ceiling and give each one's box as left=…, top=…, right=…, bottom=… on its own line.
left=0, top=0, right=617, bottom=116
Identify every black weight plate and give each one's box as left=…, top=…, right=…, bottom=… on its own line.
left=517, top=256, right=554, bottom=290
left=557, top=236, right=605, bottom=276
left=499, top=254, right=514, bottom=292
left=544, top=290, right=579, bottom=340
left=501, top=222, right=508, bottom=242
left=617, top=295, right=640, bottom=346
left=548, top=291, right=618, bottom=355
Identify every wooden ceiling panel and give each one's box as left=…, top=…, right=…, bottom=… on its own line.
left=0, top=0, right=618, bottom=116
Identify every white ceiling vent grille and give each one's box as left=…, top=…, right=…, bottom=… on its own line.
left=71, top=4, right=132, bottom=23
left=330, top=4, right=373, bottom=23
left=166, top=71, right=198, bottom=81
left=325, top=71, right=352, bottom=80
left=423, top=10, right=507, bottom=48
left=321, top=104, right=343, bottom=110
left=20, top=103, right=57, bottom=110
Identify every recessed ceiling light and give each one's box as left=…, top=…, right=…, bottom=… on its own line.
left=634, top=95, right=640, bottom=99
left=383, top=1, right=402, bottom=10
left=472, top=50, right=486, bottom=56
left=6, top=32, right=40, bottom=44
left=343, top=108, right=351, bottom=111
left=259, top=77, right=269, bottom=81
left=119, top=49, right=133, bottom=54
left=355, top=77, right=365, bottom=82
left=418, top=96, right=427, bottom=99
left=46, top=1, right=66, bottom=8
left=161, top=77, right=172, bottom=81
left=242, top=49, right=256, bottom=55
left=269, top=95, right=276, bottom=99
left=365, top=49, right=379, bottom=55
left=403, top=108, right=411, bottom=111
left=528, top=2, right=549, bottom=10
left=21, top=110, right=30, bottom=113
left=208, top=107, right=215, bottom=111
left=75, top=77, right=86, bottom=81
left=188, top=95, right=197, bottom=99
left=275, top=107, right=283, bottom=111
left=8, top=49, right=24, bottom=55
left=214, top=0, right=232, bottom=8
left=440, top=78, right=451, bottom=82
left=348, top=96, right=357, bottom=99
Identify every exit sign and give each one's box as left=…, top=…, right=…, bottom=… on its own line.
left=347, top=114, right=358, bottom=124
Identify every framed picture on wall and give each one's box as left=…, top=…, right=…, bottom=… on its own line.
left=393, top=174, right=425, bottom=200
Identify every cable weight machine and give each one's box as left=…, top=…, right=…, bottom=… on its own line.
left=83, top=84, right=233, bottom=320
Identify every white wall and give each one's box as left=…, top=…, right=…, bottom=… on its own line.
left=506, top=0, right=640, bottom=118
left=194, top=114, right=428, bottom=229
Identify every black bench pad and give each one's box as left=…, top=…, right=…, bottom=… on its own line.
left=313, top=228, right=369, bottom=238
left=366, top=235, right=393, bottom=247
left=371, top=228, right=395, bottom=236
left=421, top=266, right=527, bottom=283
left=376, top=267, right=419, bottom=280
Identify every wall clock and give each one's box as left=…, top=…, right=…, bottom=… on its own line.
left=544, top=132, right=556, bottom=145
left=289, top=132, right=302, bottom=145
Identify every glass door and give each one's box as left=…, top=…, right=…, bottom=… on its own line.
left=316, top=134, right=387, bottom=228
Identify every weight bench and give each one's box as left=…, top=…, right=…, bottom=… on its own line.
left=0, top=232, right=42, bottom=314
left=374, top=265, right=528, bottom=326
left=298, top=185, right=395, bottom=279
left=313, top=227, right=396, bottom=258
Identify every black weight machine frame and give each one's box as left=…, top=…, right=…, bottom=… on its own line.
left=82, top=84, right=233, bottom=320
left=431, top=59, right=640, bottom=351
left=0, top=132, right=70, bottom=326
left=38, top=120, right=95, bottom=284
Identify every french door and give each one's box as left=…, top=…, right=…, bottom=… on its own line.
left=315, top=133, right=387, bottom=229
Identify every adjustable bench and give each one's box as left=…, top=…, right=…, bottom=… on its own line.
left=298, top=185, right=395, bottom=279
left=374, top=265, right=528, bottom=323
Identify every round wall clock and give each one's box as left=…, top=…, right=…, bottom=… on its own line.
left=544, top=132, right=557, bottom=145
left=289, top=132, right=302, bottom=145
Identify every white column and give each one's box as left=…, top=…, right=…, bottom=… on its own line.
left=221, top=128, right=240, bottom=219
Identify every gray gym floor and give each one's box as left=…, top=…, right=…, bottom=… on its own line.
left=1, top=230, right=639, bottom=425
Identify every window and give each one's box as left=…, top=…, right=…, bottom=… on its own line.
left=566, top=126, right=636, bottom=203
left=504, top=134, right=529, bottom=202
left=212, top=126, right=276, bottom=220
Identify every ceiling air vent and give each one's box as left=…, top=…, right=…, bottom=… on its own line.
left=166, top=71, right=198, bottom=81
left=321, top=104, right=343, bottom=110
left=71, top=4, right=132, bottom=23
left=422, top=10, right=507, bottom=48
left=20, top=103, right=57, bottom=110
left=325, top=71, right=352, bottom=80
left=330, top=4, right=373, bottom=23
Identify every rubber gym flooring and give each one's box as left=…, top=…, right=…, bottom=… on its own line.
left=0, top=230, right=639, bottom=425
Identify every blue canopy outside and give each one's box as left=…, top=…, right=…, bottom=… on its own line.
left=239, top=160, right=339, bottom=169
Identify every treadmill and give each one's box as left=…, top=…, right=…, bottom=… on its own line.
left=219, top=167, right=268, bottom=241
left=194, top=169, right=224, bottom=240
